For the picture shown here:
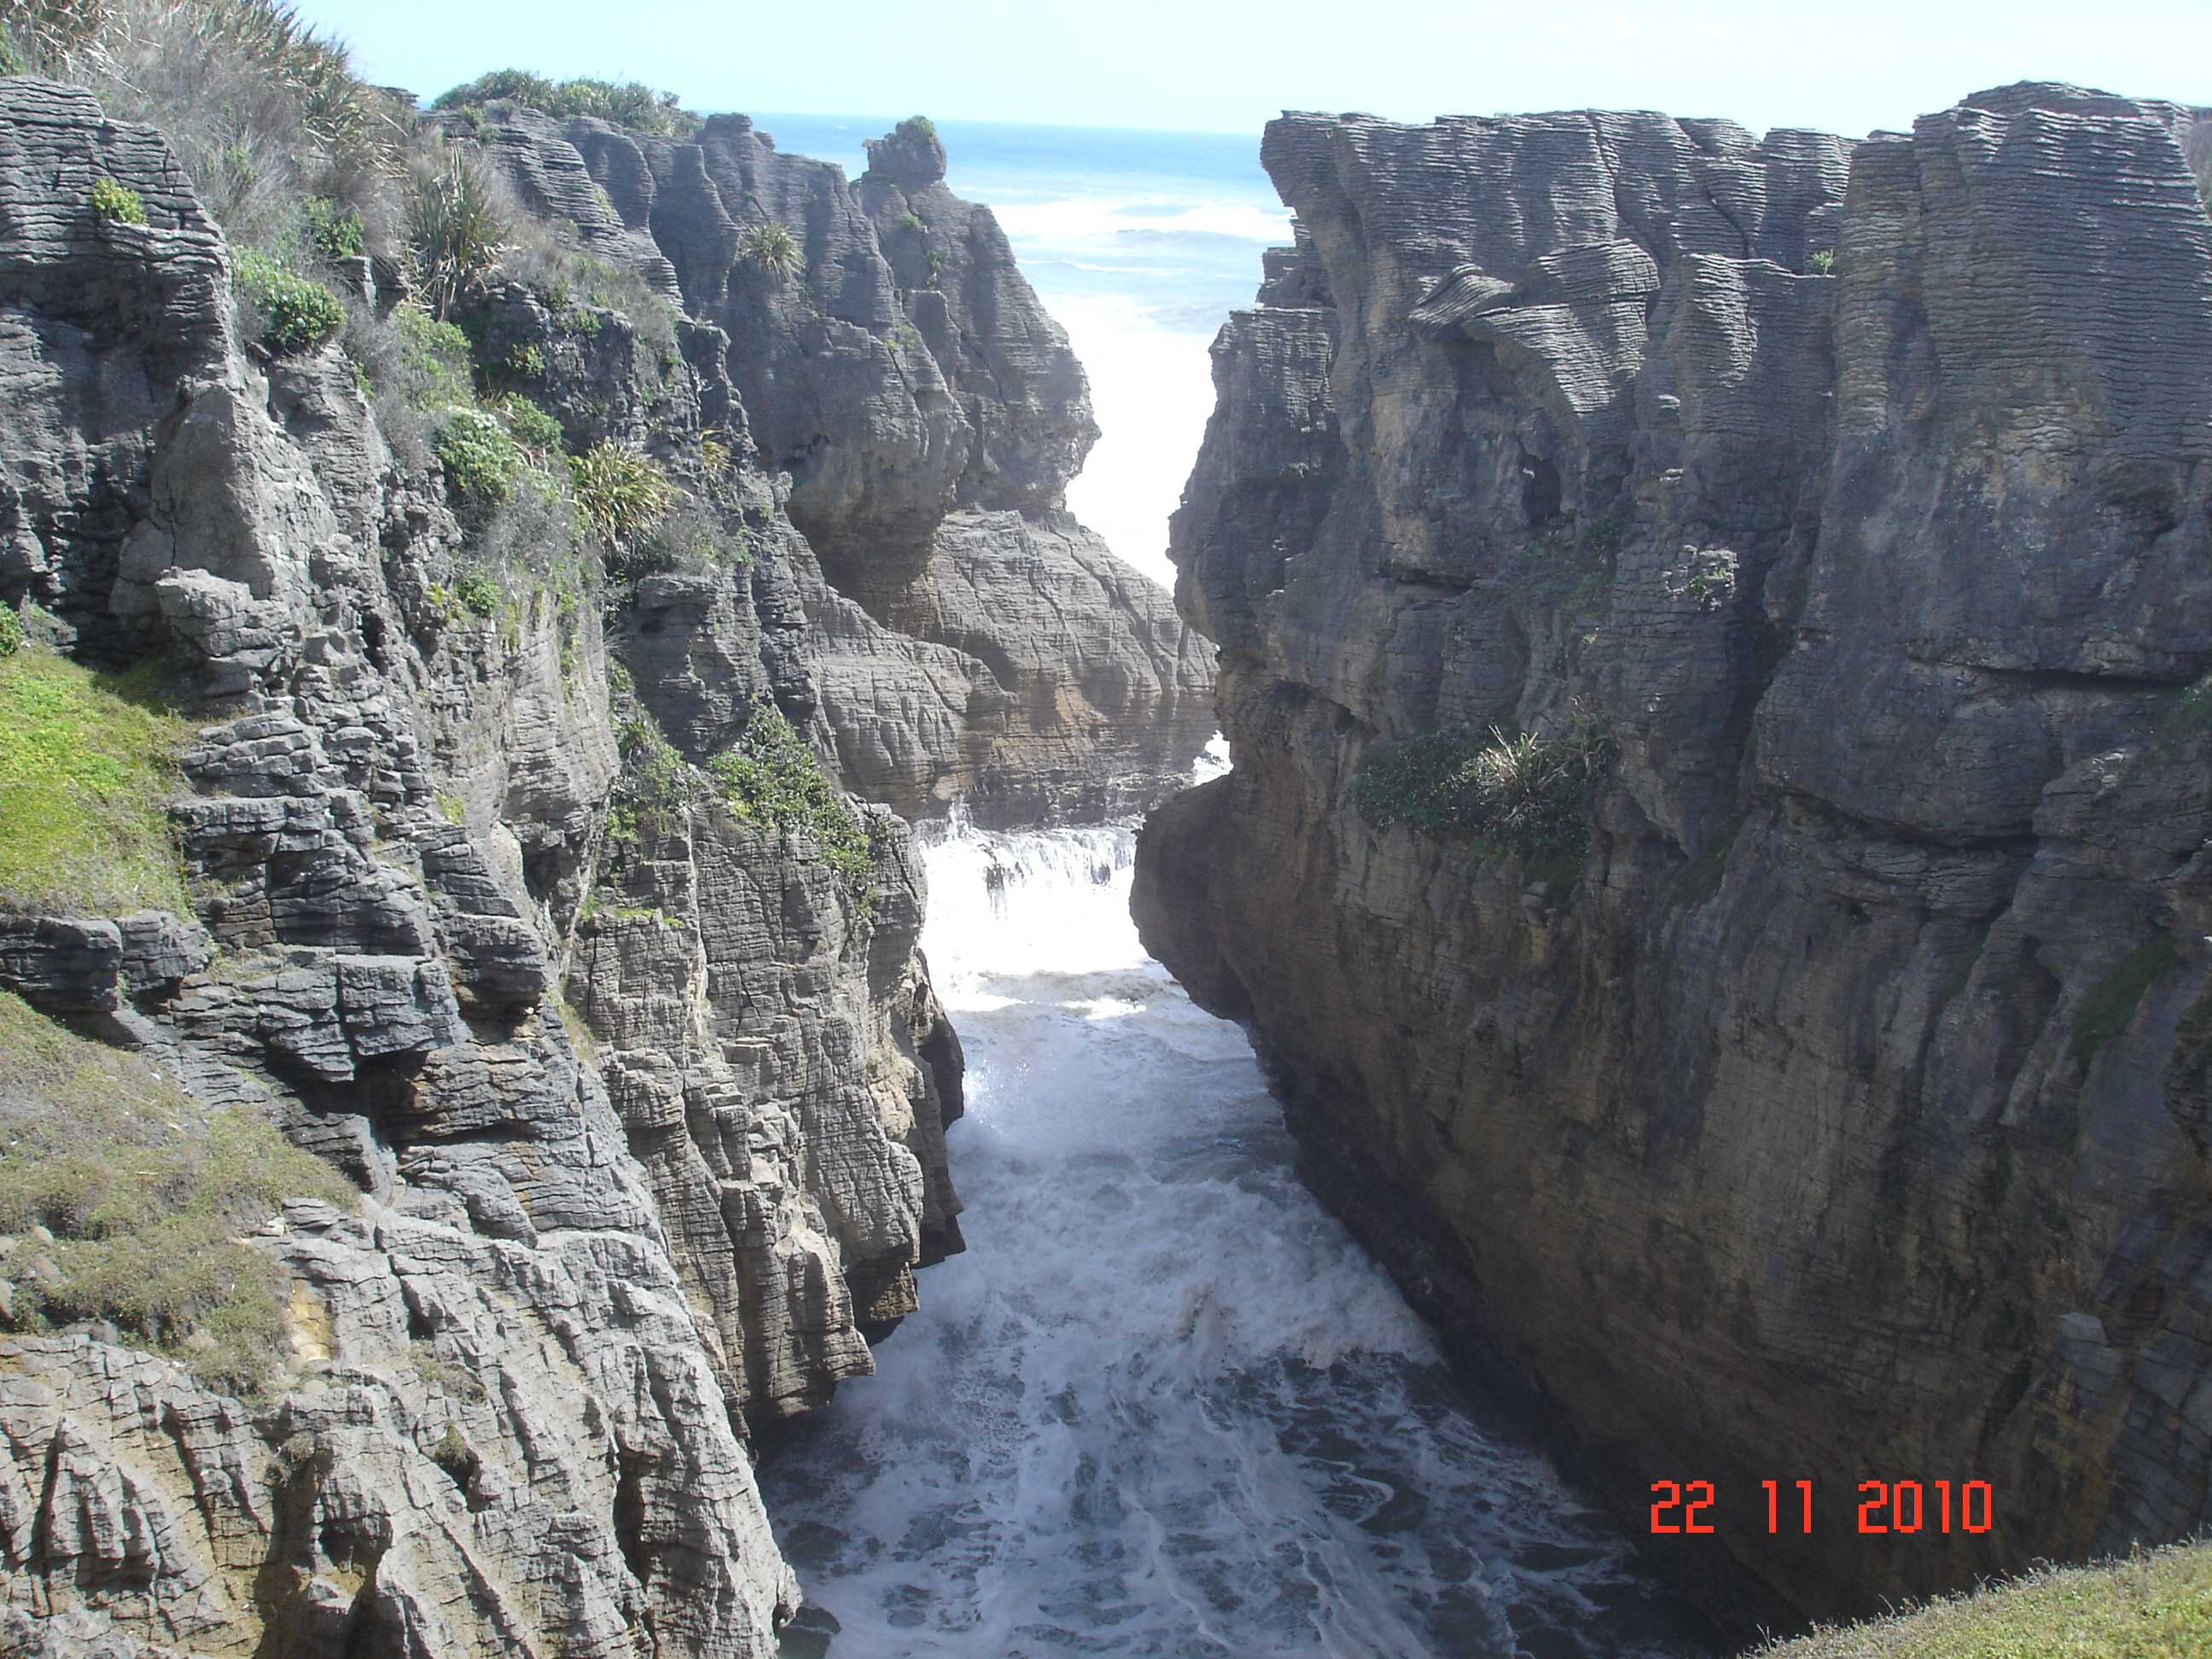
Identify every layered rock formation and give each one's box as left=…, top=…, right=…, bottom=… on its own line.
left=1135, top=84, right=2212, bottom=1625
left=472, top=104, right=1215, bottom=824
left=0, top=72, right=1143, bottom=1655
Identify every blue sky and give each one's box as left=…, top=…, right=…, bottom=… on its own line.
left=302, top=0, right=2210, bottom=137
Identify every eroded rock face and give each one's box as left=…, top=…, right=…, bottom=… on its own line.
left=1134, top=84, right=2212, bottom=1624
left=468, top=106, right=1216, bottom=824
left=0, top=79, right=979, bottom=1656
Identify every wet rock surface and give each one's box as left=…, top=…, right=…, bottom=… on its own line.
left=1134, top=83, right=2212, bottom=1625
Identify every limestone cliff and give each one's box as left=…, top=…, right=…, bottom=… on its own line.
left=0, top=66, right=1115, bottom=1655
left=1134, top=84, right=2212, bottom=1625
left=470, top=104, right=1216, bottom=824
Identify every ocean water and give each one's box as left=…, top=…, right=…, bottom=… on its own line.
left=751, top=114, right=1288, bottom=587
left=757, top=800, right=1715, bottom=1656
left=751, top=119, right=1713, bottom=1656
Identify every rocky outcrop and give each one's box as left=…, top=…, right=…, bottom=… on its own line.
left=1135, top=84, right=2212, bottom=1626
left=0, top=77, right=993, bottom=1656
left=465, top=105, right=1215, bottom=824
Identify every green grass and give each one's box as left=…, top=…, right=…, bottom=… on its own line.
left=706, top=704, right=874, bottom=908
left=0, top=651, right=195, bottom=917
left=1750, top=1540, right=2212, bottom=1657
left=0, top=989, right=357, bottom=1396
left=2072, top=933, right=2184, bottom=1070
left=1346, top=710, right=1615, bottom=864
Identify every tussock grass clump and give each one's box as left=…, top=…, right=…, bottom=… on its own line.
left=1347, top=707, right=1615, bottom=864
left=568, top=440, right=672, bottom=552
left=0, top=988, right=357, bottom=1396
left=1752, top=1537, right=2212, bottom=1657
left=739, top=221, right=801, bottom=281
left=706, top=704, right=873, bottom=905
left=407, top=148, right=510, bottom=321
left=0, top=649, right=193, bottom=917
left=18, top=0, right=402, bottom=255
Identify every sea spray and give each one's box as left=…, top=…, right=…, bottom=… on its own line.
left=759, top=800, right=1710, bottom=1656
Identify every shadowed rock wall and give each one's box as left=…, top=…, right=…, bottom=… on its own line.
left=1135, top=83, right=2212, bottom=1623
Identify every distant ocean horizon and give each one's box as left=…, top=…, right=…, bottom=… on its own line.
left=748, top=113, right=1292, bottom=591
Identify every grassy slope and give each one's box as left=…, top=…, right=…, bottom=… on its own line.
left=0, top=989, right=356, bottom=1394
left=1751, top=1540, right=2212, bottom=1658
left=0, top=649, right=195, bottom=916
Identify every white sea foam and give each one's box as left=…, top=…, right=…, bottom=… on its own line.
left=992, top=193, right=1290, bottom=250
left=758, top=817, right=1710, bottom=1658
left=1048, top=293, right=1218, bottom=590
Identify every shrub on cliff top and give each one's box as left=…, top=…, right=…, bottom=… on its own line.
left=0, top=649, right=193, bottom=917
left=231, top=246, right=344, bottom=353
left=707, top=704, right=874, bottom=905
left=0, top=987, right=357, bottom=1396
left=432, top=69, right=699, bottom=138
left=1347, top=708, right=1615, bottom=864
left=22, top=0, right=400, bottom=256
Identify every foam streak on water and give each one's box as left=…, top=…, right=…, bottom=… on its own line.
left=759, top=804, right=1708, bottom=1658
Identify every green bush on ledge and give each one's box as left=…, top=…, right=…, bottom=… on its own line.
left=231, top=247, right=345, bottom=354
left=88, top=176, right=146, bottom=224
left=706, top=704, right=874, bottom=908
left=1347, top=708, right=1615, bottom=864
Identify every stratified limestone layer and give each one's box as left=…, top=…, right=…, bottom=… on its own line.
left=0, top=77, right=970, bottom=1657
left=1135, top=84, right=2212, bottom=1625
left=474, top=106, right=1215, bottom=825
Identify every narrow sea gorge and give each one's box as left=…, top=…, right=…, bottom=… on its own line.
left=6, top=9, right=2210, bottom=1653
left=759, top=788, right=1714, bottom=1656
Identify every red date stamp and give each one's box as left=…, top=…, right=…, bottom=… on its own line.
left=1649, top=1479, right=1994, bottom=1536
